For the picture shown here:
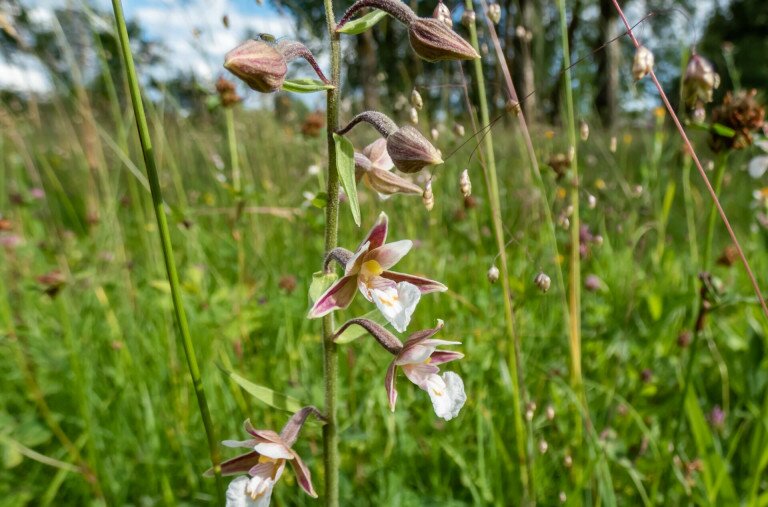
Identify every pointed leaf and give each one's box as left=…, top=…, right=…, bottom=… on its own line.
left=337, top=10, right=388, bottom=35
left=218, top=366, right=302, bottom=413
left=308, top=271, right=338, bottom=305
left=711, top=122, right=736, bottom=138
left=334, top=309, right=390, bottom=344
left=333, top=133, right=361, bottom=226
left=282, top=78, right=334, bottom=93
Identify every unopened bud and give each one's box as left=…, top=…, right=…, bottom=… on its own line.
left=388, top=125, right=443, bottom=173
left=487, top=3, right=501, bottom=24
left=487, top=265, right=500, bottom=283
left=409, top=106, right=419, bottom=125
left=409, top=18, right=480, bottom=61
left=433, top=1, right=453, bottom=27
left=423, top=180, right=435, bottom=211
left=534, top=272, right=551, bottom=293
left=683, top=54, right=720, bottom=107
left=579, top=119, right=589, bottom=141
left=224, top=40, right=287, bottom=92
left=461, top=10, right=476, bottom=28
left=453, top=123, right=465, bottom=137
left=430, top=127, right=440, bottom=141
left=459, top=169, right=472, bottom=197
left=411, top=88, right=423, bottom=110
left=632, top=45, right=654, bottom=80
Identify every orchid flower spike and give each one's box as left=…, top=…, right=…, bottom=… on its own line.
left=355, top=138, right=423, bottom=198
left=334, top=318, right=466, bottom=420
left=309, top=212, right=447, bottom=332
left=207, top=407, right=324, bottom=507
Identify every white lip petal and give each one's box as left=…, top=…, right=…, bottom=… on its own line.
left=371, top=282, right=421, bottom=333
left=425, top=372, right=466, bottom=421
left=748, top=155, right=768, bottom=179
left=226, top=476, right=268, bottom=507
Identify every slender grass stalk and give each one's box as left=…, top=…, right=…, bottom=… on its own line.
left=556, top=0, right=586, bottom=466
left=462, top=1, right=531, bottom=500
left=109, top=0, right=223, bottom=500
left=702, top=153, right=728, bottom=270
left=609, top=0, right=768, bottom=321
left=322, top=1, right=342, bottom=504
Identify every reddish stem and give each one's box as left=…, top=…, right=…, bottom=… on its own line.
left=610, top=0, right=768, bottom=320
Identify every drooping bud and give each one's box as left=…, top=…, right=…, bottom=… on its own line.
left=461, top=10, right=476, bottom=28
left=487, top=265, right=500, bottom=283
left=631, top=45, right=654, bottom=80
left=409, top=17, right=480, bottom=61
left=411, top=88, right=423, bottom=110
left=453, top=123, right=465, bottom=137
left=409, top=106, right=419, bottom=125
left=459, top=169, right=472, bottom=197
left=224, top=40, right=287, bottom=92
left=333, top=318, right=404, bottom=354
left=487, top=3, right=501, bottom=24
left=683, top=54, right=720, bottom=108
left=579, top=119, right=589, bottom=141
left=337, top=111, right=443, bottom=173
left=433, top=1, right=453, bottom=27
left=355, top=140, right=423, bottom=197
left=423, top=180, right=435, bottom=211
left=534, top=272, right=551, bottom=293
left=279, top=406, right=326, bottom=447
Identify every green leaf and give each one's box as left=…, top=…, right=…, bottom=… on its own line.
left=309, top=271, right=338, bottom=305
left=711, top=122, right=736, bottom=137
left=335, top=310, right=390, bottom=344
left=333, top=133, right=361, bottom=226
left=311, top=192, right=328, bottom=209
left=337, top=10, right=388, bottom=35
left=281, top=78, right=334, bottom=93
left=218, top=366, right=302, bottom=413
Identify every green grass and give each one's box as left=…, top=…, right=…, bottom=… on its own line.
left=1, top=98, right=768, bottom=506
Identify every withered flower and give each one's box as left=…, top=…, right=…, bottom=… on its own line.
left=709, top=89, right=765, bottom=152
left=216, top=77, right=241, bottom=107
left=354, top=138, right=423, bottom=197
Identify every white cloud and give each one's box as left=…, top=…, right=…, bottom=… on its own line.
left=0, top=54, right=51, bottom=94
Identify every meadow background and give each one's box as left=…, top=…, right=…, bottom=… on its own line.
left=1, top=0, right=768, bottom=505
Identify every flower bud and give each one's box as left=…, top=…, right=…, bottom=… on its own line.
left=534, top=272, right=551, bottom=293
left=224, top=39, right=287, bottom=92
left=411, top=88, right=423, bottom=110
left=409, top=17, right=480, bottom=62
left=683, top=54, right=720, bottom=108
left=453, top=123, right=465, bottom=137
left=487, top=3, right=501, bottom=24
left=632, top=45, right=654, bottom=80
left=461, top=10, right=476, bottom=28
left=409, top=106, right=419, bottom=125
left=387, top=125, right=444, bottom=173
left=423, top=180, right=435, bottom=211
left=459, top=169, right=472, bottom=197
left=487, top=265, right=500, bottom=283
left=433, top=1, right=453, bottom=27
left=579, top=119, right=589, bottom=141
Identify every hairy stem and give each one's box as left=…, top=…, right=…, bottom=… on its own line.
left=110, top=0, right=223, bottom=500
left=463, top=0, right=531, bottom=500
left=336, top=0, right=416, bottom=30
left=322, top=0, right=342, bottom=505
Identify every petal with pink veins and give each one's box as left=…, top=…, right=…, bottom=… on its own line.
left=369, top=240, right=412, bottom=270
left=385, top=361, right=398, bottom=411
left=288, top=451, right=318, bottom=498
left=429, top=350, right=464, bottom=365
left=381, top=270, right=447, bottom=294
left=359, top=212, right=388, bottom=250
left=253, top=442, right=294, bottom=460
left=401, top=361, right=440, bottom=389
left=308, top=275, right=358, bottom=318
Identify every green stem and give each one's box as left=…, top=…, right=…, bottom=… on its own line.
left=703, top=153, right=728, bottom=270
left=463, top=1, right=531, bottom=500
left=322, top=1, right=341, bottom=505
left=557, top=0, right=585, bottom=430
left=109, top=0, right=223, bottom=500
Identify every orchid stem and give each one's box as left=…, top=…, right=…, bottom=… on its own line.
left=109, top=0, right=223, bottom=501
left=463, top=0, right=532, bottom=501
left=322, top=0, right=342, bottom=505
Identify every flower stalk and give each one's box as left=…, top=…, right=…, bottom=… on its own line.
left=109, top=0, right=223, bottom=500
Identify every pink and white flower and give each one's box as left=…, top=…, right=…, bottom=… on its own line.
left=308, top=212, right=447, bottom=332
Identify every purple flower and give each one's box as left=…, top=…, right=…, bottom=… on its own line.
left=309, top=212, right=446, bottom=332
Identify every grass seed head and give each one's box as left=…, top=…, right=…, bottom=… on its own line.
left=632, top=45, right=654, bottom=80
left=487, top=3, right=501, bottom=24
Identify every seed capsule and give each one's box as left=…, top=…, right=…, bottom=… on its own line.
left=459, top=169, right=472, bottom=197
left=423, top=180, right=435, bottom=211
left=632, top=45, right=654, bottom=80
left=534, top=272, right=551, bottom=293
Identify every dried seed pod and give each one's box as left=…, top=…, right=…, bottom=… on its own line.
left=461, top=10, right=476, bottom=27
left=534, top=272, right=551, bottom=293
left=411, top=88, right=424, bottom=110
left=487, top=265, right=500, bottom=283
left=432, top=1, right=453, bottom=27
left=459, top=169, right=472, bottom=197
left=409, top=106, right=419, bottom=125
left=224, top=40, right=287, bottom=92
left=579, top=119, right=589, bottom=141
left=487, top=3, right=501, bottom=24
left=423, top=180, right=435, bottom=211
left=632, top=45, right=654, bottom=80
left=409, top=17, right=480, bottom=61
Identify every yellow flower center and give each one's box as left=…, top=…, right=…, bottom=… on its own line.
left=360, top=259, right=384, bottom=281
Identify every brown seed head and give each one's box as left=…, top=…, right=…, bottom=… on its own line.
left=409, top=18, right=480, bottom=62
left=224, top=39, right=287, bottom=93
left=709, top=89, right=765, bottom=152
